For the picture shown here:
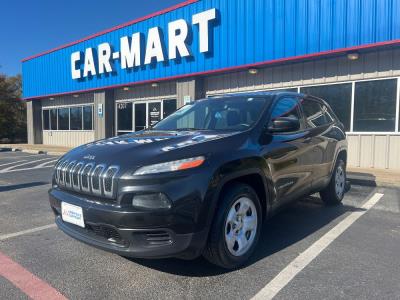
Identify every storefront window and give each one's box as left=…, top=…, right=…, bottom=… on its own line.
left=70, top=107, right=83, bottom=130
left=268, top=88, right=298, bottom=93
left=83, top=106, right=93, bottom=130
left=43, top=110, right=50, bottom=130
left=117, top=102, right=132, bottom=132
left=353, top=79, right=397, bottom=132
left=163, top=99, right=177, bottom=118
left=58, top=108, right=69, bottom=130
left=300, top=84, right=352, bottom=131
left=50, top=109, right=57, bottom=130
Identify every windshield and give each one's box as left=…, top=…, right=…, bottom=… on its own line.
left=153, top=96, right=271, bottom=131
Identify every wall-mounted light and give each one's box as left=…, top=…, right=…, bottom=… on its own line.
left=347, top=52, right=359, bottom=61
left=248, top=68, right=258, bottom=75
left=123, top=87, right=130, bottom=91
left=73, top=94, right=79, bottom=98
left=49, top=97, right=55, bottom=100
left=151, top=82, right=159, bottom=88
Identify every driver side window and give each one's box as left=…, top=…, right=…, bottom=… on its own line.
left=270, top=97, right=303, bottom=132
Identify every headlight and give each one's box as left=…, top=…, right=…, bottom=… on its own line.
left=133, top=156, right=205, bottom=175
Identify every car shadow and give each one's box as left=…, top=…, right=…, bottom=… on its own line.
left=0, top=181, right=49, bottom=192
left=125, top=195, right=366, bottom=277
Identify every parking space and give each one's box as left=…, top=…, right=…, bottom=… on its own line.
left=0, top=152, right=399, bottom=300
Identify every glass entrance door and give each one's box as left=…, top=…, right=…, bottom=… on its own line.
left=116, top=99, right=177, bottom=135
left=134, top=103, right=147, bottom=131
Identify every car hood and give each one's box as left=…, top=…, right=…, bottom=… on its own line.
left=61, top=130, right=241, bottom=170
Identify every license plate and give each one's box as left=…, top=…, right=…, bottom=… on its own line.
left=61, top=202, right=85, bottom=228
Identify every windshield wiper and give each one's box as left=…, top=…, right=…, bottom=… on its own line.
left=174, top=128, right=201, bottom=131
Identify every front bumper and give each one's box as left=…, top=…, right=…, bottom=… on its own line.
left=49, top=184, right=210, bottom=259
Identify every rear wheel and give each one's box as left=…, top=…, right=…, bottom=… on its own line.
left=203, top=183, right=262, bottom=269
left=320, top=159, right=346, bottom=205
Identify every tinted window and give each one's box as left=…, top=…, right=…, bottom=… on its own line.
left=135, top=103, right=146, bottom=131
left=70, top=107, right=82, bottom=130
left=117, top=102, right=132, bottom=131
left=154, top=97, right=270, bottom=131
left=300, top=83, right=351, bottom=131
left=354, top=79, right=397, bottom=132
left=83, top=106, right=93, bottom=130
left=302, top=99, right=331, bottom=128
left=43, top=110, right=50, bottom=130
left=58, top=108, right=69, bottom=130
left=163, top=99, right=177, bottom=118
left=50, top=109, right=57, bottom=130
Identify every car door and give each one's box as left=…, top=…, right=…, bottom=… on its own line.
left=300, top=97, right=338, bottom=190
left=260, top=96, right=315, bottom=209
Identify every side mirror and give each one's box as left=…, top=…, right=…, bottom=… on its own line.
left=268, top=117, right=300, bottom=133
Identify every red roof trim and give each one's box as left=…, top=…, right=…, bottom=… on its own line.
left=21, top=0, right=199, bottom=62
left=22, top=39, right=400, bottom=100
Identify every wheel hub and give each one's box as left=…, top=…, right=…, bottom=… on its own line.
left=225, top=197, right=258, bottom=256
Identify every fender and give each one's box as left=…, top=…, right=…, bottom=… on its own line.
left=203, top=157, right=275, bottom=235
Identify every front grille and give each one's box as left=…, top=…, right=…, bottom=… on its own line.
left=54, top=160, right=119, bottom=199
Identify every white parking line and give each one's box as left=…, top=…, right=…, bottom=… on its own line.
left=0, top=157, right=55, bottom=173
left=251, top=192, right=384, bottom=300
left=0, top=154, right=45, bottom=159
left=36, top=159, right=58, bottom=168
left=0, top=160, right=27, bottom=167
left=0, top=224, right=57, bottom=241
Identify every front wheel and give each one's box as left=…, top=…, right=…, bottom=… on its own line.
left=203, top=184, right=262, bottom=269
left=320, top=159, right=346, bottom=205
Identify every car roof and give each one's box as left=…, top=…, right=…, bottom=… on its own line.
left=209, top=91, right=306, bottom=98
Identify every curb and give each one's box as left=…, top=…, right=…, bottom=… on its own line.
left=0, top=147, right=66, bottom=156
left=347, top=176, right=399, bottom=188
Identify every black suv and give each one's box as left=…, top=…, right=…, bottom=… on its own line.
left=50, top=92, right=347, bottom=269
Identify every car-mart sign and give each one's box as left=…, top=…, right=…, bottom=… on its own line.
left=71, top=8, right=216, bottom=80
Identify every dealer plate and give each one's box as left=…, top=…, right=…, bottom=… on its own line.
left=61, top=202, right=85, bottom=228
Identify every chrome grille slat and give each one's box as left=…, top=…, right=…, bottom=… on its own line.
left=65, top=161, right=76, bottom=188
left=91, top=165, right=105, bottom=196
left=59, top=160, right=69, bottom=186
left=103, top=166, right=119, bottom=198
left=80, top=163, right=94, bottom=193
left=55, top=160, right=119, bottom=200
left=72, top=162, right=83, bottom=191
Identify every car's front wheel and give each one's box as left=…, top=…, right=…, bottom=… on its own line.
left=203, top=183, right=262, bottom=269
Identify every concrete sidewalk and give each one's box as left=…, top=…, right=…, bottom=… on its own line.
left=0, top=144, right=71, bottom=156
left=347, top=167, right=400, bottom=187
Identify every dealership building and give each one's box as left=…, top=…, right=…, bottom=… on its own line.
left=23, top=0, right=400, bottom=170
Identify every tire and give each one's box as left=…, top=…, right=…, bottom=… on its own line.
left=203, top=183, right=262, bottom=269
left=320, top=159, right=346, bottom=205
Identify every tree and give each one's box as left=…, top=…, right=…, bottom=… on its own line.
left=0, top=74, right=26, bottom=143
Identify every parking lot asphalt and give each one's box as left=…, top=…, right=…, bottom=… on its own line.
left=0, top=152, right=399, bottom=300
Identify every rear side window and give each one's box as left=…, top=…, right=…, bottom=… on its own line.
left=301, top=99, right=333, bottom=128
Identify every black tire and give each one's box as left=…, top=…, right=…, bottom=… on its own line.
left=203, top=183, right=262, bottom=269
left=320, top=159, right=346, bottom=205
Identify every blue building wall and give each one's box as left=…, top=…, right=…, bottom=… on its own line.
left=22, top=0, right=400, bottom=99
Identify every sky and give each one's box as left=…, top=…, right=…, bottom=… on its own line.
left=0, top=0, right=182, bottom=76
